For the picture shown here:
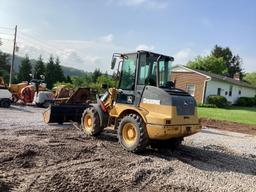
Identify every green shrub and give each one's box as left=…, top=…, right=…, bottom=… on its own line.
left=236, top=97, right=255, bottom=106
left=207, top=95, right=228, bottom=108
left=197, top=103, right=217, bottom=108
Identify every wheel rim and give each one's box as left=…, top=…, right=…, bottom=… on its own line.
left=122, top=123, right=137, bottom=145
left=84, top=114, right=93, bottom=129
left=43, top=110, right=50, bottom=123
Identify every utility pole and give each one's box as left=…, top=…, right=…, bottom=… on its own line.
left=9, top=25, right=17, bottom=86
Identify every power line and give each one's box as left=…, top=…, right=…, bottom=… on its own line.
left=0, top=26, right=14, bottom=30
left=0, top=37, right=13, bottom=41
left=0, top=32, right=12, bottom=36
left=18, top=31, right=67, bottom=54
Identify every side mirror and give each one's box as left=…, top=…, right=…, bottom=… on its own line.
left=169, top=57, right=174, bottom=62
left=111, top=57, right=117, bottom=70
left=40, top=75, right=45, bottom=80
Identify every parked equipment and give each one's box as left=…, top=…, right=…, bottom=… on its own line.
left=0, top=77, right=12, bottom=108
left=44, top=51, right=202, bottom=152
left=8, top=82, right=28, bottom=102
left=34, top=91, right=55, bottom=107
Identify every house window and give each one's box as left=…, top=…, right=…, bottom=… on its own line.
left=186, top=84, right=195, bottom=96
left=229, top=85, right=233, bottom=96
left=238, top=90, right=241, bottom=95
left=217, top=88, right=221, bottom=96
left=225, top=91, right=228, bottom=95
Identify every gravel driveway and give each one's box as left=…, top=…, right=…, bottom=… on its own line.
left=0, top=105, right=255, bottom=192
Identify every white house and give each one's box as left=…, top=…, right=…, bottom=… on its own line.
left=171, top=65, right=256, bottom=104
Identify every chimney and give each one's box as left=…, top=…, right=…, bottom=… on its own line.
left=233, top=72, right=240, bottom=81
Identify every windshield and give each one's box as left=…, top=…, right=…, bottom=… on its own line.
left=138, top=53, right=172, bottom=87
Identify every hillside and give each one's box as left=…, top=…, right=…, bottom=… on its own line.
left=12, top=54, right=86, bottom=77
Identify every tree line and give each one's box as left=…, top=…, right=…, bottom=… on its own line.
left=1, top=46, right=256, bottom=88
left=17, top=55, right=67, bottom=89
left=60, top=69, right=116, bottom=91
left=17, top=55, right=116, bottom=90
left=0, top=50, right=116, bottom=90
left=187, top=45, right=244, bottom=79
left=187, top=45, right=256, bottom=86
left=0, top=51, right=10, bottom=84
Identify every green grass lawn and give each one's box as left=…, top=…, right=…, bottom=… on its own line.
left=198, top=106, right=256, bottom=125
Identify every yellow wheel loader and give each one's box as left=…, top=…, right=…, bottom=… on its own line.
left=80, top=50, right=201, bottom=152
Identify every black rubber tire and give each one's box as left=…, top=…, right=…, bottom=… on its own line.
left=117, top=114, right=148, bottom=153
left=81, top=107, right=102, bottom=136
left=0, top=99, right=11, bottom=108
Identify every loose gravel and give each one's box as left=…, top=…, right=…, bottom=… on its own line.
left=0, top=105, right=255, bottom=192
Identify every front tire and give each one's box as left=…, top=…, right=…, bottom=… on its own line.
left=81, top=107, right=102, bottom=136
left=117, top=114, right=148, bottom=153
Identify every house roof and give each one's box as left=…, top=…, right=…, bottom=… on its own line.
left=172, top=65, right=256, bottom=89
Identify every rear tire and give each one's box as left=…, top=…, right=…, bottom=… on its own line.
left=81, top=107, right=102, bottom=136
left=117, top=114, right=148, bottom=153
left=0, top=99, right=11, bottom=108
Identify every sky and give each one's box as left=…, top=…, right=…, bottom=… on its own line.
left=0, top=0, right=255, bottom=73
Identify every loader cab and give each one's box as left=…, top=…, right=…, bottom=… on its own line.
left=112, top=51, right=174, bottom=105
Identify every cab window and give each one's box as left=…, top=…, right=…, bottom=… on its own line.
left=119, top=54, right=136, bottom=90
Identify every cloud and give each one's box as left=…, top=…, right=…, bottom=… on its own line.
left=4, top=33, right=122, bottom=72
left=174, top=48, right=194, bottom=64
left=99, top=34, right=114, bottom=43
left=136, top=44, right=154, bottom=51
left=201, top=49, right=211, bottom=56
left=243, top=56, right=256, bottom=72
left=109, top=0, right=168, bottom=9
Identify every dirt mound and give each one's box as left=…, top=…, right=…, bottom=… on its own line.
left=200, top=118, right=256, bottom=135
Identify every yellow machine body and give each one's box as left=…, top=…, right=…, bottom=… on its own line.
left=99, top=86, right=201, bottom=141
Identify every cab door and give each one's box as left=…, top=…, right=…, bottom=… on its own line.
left=116, top=53, right=137, bottom=105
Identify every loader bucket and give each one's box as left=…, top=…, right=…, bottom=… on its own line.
left=43, top=103, right=90, bottom=124
left=43, top=87, right=95, bottom=124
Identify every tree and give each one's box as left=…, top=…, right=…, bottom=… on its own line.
left=66, top=75, right=72, bottom=84
left=187, top=55, right=225, bottom=74
left=211, top=45, right=243, bottom=78
left=211, top=45, right=233, bottom=66
left=34, top=55, right=45, bottom=79
left=45, top=56, right=66, bottom=89
left=0, top=51, right=10, bottom=83
left=92, top=68, right=102, bottom=83
left=71, top=73, right=93, bottom=87
left=71, top=76, right=84, bottom=87
left=54, top=57, right=66, bottom=82
left=17, top=55, right=32, bottom=82
left=244, top=72, right=256, bottom=86
left=45, top=56, right=56, bottom=89
left=96, top=74, right=115, bottom=87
